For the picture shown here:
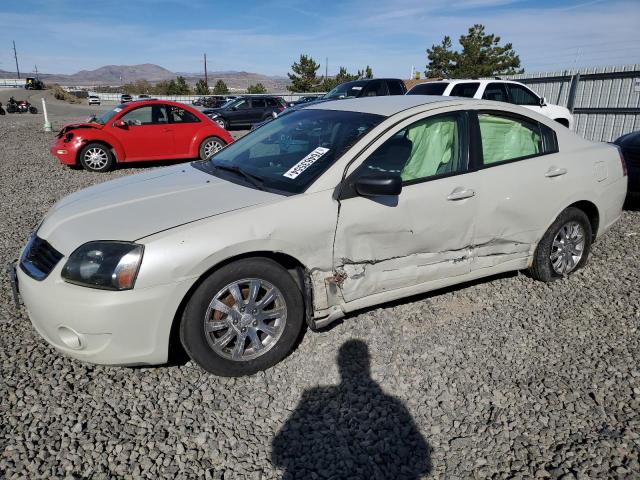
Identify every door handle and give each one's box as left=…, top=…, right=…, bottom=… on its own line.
left=447, top=188, right=475, bottom=201
left=545, top=167, right=567, bottom=178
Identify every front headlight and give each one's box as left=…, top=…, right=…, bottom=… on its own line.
left=62, top=241, right=144, bottom=290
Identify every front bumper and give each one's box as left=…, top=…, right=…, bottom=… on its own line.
left=17, top=262, right=195, bottom=366
left=50, top=139, right=80, bottom=165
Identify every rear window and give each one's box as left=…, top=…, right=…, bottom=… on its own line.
left=387, top=80, right=406, bottom=95
left=407, top=83, right=448, bottom=95
left=450, top=83, right=480, bottom=98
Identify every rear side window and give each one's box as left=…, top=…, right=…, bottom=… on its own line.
left=478, top=113, right=543, bottom=165
left=363, top=80, right=388, bottom=97
left=482, top=83, right=508, bottom=102
left=450, top=82, right=480, bottom=98
left=387, top=80, right=406, bottom=95
left=407, top=83, right=448, bottom=95
left=170, top=106, right=200, bottom=123
left=252, top=98, right=266, bottom=108
left=508, top=84, right=540, bottom=106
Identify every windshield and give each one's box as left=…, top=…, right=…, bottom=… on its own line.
left=90, top=105, right=124, bottom=125
left=323, top=81, right=368, bottom=100
left=198, top=109, right=384, bottom=194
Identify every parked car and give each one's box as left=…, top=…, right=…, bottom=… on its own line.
left=202, top=96, right=286, bottom=129
left=120, top=94, right=133, bottom=103
left=289, top=95, right=322, bottom=107
left=14, top=96, right=626, bottom=376
left=87, top=95, right=101, bottom=106
left=25, top=77, right=45, bottom=90
left=407, top=79, right=574, bottom=129
left=50, top=100, right=233, bottom=172
left=614, top=131, right=640, bottom=194
left=138, top=94, right=151, bottom=99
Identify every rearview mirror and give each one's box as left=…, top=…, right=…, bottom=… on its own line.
left=354, top=174, right=402, bottom=197
left=539, top=96, right=547, bottom=107
left=114, top=120, right=128, bottom=128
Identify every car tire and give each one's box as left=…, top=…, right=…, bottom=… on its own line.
left=29, top=106, right=38, bottom=114
left=529, top=207, right=592, bottom=282
left=198, top=136, right=226, bottom=160
left=180, top=258, right=305, bottom=376
left=214, top=117, right=227, bottom=130
left=79, top=143, right=114, bottom=172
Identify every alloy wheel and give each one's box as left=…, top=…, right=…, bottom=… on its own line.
left=203, top=139, right=224, bottom=158
left=83, top=147, right=109, bottom=170
left=203, top=278, right=287, bottom=361
left=550, top=221, right=585, bottom=274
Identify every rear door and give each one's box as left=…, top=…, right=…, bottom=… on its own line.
left=110, top=104, right=173, bottom=160
left=469, top=109, right=564, bottom=271
left=333, top=111, right=479, bottom=302
left=168, top=105, right=202, bottom=156
left=249, top=98, right=267, bottom=123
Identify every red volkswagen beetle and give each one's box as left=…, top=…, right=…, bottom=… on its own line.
left=51, top=100, right=234, bottom=172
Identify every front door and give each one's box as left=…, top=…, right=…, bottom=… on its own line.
left=111, top=104, right=173, bottom=160
left=168, top=105, right=202, bottom=156
left=333, top=111, right=479, bottom=302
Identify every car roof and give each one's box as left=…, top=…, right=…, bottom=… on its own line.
left=305, top=95, right=460, bottom=116
left=423, top=79, right=527, bottom=86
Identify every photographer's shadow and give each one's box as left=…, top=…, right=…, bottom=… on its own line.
left=272, top=340, right=432, bottom=479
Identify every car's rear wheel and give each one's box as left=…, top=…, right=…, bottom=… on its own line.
left=199, top=136, right=226, bottom=160
left=79, top=143, right=114, bottom=172
left=529, top=207, right=592, bottom=282
left=180, top=258, right=305, bottom=376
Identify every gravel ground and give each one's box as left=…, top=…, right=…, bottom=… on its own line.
left=1, top=106, right=639, bottom=479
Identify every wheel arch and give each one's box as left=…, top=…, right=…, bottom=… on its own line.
left=567, top=200, right=600, bottom=240
left=167, top=251, right=313, bottom=362
left=76, top=138, right=121, bottom=165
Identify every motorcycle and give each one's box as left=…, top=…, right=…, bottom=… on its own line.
left=6, top=97, right=38, bottom=114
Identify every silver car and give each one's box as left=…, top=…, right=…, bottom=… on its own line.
left=15, top=96, right=627, bottom=376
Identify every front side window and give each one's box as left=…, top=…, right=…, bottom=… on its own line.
left=323, top=81, right=368, bottom=100
left=508, top=84, right=540, bottom=106
left=121, top=105, right=167, bottom=125
left=359, top=113, right=466, bottom=183
left=363, top=80, right=387, bottom=97
left=482, top=83, right=508, bottom=102
left=450, top=82, right=480, bottom=98
left=197, top=109, right=383, bottom=194
left=388, top=81, right=405, bottom=95
left=478, top=113, right=542, bottom=165
left=227, top=98, right=249, bottom=110
left=170, top=106, right=199, bottom=123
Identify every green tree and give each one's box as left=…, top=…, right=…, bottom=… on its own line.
left=247, top=83, right=267, bottom=94
left=194, top=79, right=209, bottom=95
left=213, top=79, right=229, bottom=95
left=357, top=65, right=373, bottom=79
left=425, top=24, right=522, bottom=78
left=287, top=54, right=321, bottom=92
left=320, top=66, right=361, bottom=91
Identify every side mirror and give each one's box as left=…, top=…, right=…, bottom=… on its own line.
left=354, top=174, right=402, bottom=197
left=539, top=96, right=546, bottom=107
left=114, top=120, right=128, bottom=128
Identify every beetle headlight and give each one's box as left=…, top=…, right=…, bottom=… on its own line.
left=62, top=241, right=144, bottom=290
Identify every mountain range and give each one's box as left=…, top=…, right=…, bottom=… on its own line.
left=0, top=63, right=290, bottom=91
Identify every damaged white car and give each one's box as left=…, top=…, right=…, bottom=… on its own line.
left=15, top=96, right=627, bottom=376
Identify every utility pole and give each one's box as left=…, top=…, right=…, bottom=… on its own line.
left=325, top=57, right=328, bottom=79
left=12, top=40, right=20, bottom=79
left=204, top=53, right=208, bottom=87
left=34, top=64, right=38, bottom=78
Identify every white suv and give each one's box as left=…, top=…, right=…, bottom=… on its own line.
left=407, top=79, right=574, bottom=129
left=87, top=95, right=100, bottom=106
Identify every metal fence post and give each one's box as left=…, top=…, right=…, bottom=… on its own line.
left=567, top=73, right=580, bottom=114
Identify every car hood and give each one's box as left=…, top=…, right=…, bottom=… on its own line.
left=57, top=122, right=104, bottom=137
left=38, top=164, right=283, bottom=254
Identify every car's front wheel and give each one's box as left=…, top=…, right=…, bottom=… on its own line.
left=214, top=117, right=227, bottom=130
left=199, top=136, right=226, bottom=160
left=79, top=143, right=114, bottom=172
left=529, top=207, right=592, bottom=281
left=180, top=258, right=305, bottom=376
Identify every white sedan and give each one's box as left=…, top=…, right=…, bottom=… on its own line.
left=14, top=96, right=627, bottom=376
